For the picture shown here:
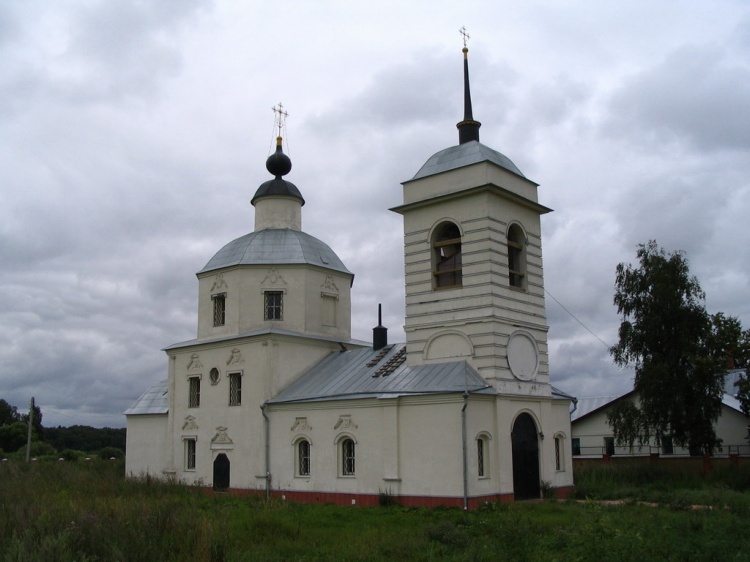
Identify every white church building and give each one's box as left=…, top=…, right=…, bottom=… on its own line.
left=125, top=44, right=575, bottom=507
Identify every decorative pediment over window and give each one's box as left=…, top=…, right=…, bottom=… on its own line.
left=291, top=417, right=312, bottom=432
left=182, top=415, right=198, bottom=431
left=187, top=353, right=203, bottom=370
left=226, top=348, right=244, bottom=366
left=334, top=415, right=358, bottom=430
left=261, top=268, right=287, bottom=287
left=211, top=273, right=228, bottom=292
left=321, top=275, right=339, bottom=295
left=211, top=426, right=234, bottom=450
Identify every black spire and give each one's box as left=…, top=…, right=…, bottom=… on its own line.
left=456, top=29, right=481, bottom=144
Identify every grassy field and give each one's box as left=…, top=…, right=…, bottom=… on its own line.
left=2, top=460, right=750, bottom=561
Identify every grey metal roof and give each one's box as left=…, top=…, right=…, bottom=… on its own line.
left=408, top=140, right=525, bottom=182
left=199, top=228, right=351, bottom=276
left=124, top=379, right=168, bottom=416
left=268, top=343, right=494, bottom=404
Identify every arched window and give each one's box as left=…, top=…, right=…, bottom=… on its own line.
left=432, top=222, right=462, bottom=289
left=297, top=439, right=311, bottom=477
left=476, top=432, right=491, bottom=478
left=341, top=438, right=356, bottom=476
left=507, top=224, right=526, bottom=289
left=554, top=434, right=565, bottom=472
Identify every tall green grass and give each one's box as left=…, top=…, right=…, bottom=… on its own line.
left=572, top=462, right=750, bottom=511
left=2, top=459, right=750, bottom=561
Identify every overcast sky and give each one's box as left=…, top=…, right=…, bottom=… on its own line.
left=2, top=1, right=749, bottom=428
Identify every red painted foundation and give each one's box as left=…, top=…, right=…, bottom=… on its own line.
left=210, top=486, right=575, bottom=509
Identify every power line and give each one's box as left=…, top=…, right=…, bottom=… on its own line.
left=545, top=288, right=611, bottom=350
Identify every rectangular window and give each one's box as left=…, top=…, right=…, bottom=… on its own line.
left=212, top=294, right=226, bottom=327
left=572, top=438, right=581, bottom=457
left=188, top=377, right=200, bottom=408
left=662, top=436, right=674, bottom=455
left=604, top=436, right=615, bottom=456
left=555, top=437, right=562, bottom=471
left=229, top=372, right=242, bottom=406
left=185, top=438, right=196, bottom=470
left=477, top=438, right=485, bottom=477
left=264, top=291, right=283, bottom=321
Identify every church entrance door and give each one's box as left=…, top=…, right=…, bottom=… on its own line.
left=213, top=453, right=230, bottom=491
left=512, top=413, right=540, bottom=500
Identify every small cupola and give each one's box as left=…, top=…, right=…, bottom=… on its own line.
left=252, top=106, right=305, bottom=231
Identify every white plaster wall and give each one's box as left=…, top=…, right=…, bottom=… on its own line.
left=166, top=336, right=354, bottom=488
left=125, top=414, right=168, bottom=477
left=197, top=266, right=353, bottom=341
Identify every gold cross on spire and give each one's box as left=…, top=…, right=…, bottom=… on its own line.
left=459, top=26, right=470, bottom=48
left=271, top=103, right=288, bottom=137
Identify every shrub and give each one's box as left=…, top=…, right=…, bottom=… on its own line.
left=98, top=446, right=124, bottom=460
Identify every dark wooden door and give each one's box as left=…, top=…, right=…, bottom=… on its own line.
left=512, top=413, right=540, bottom=500
left=213, top=453, right=230, bottom=491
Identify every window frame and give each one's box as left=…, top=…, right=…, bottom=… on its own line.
left=572, top=437, right=581, bottom=457
left=296, top=439, right=311, bottom=477
left=228, top=371, right=242, bottom=406
left=188, top=376, right=201, bottom=408
left=507, top=224, right=527, bottom=290
left=476, top=432, right=491, bottom=479
left=339, top=437, right=356, bottom=477
left=604, top=436, right=615, bottom=457
left=184, top=437, right=197, bottom=471
left=212, top=293, right=226, bottom=327
left=431, top=222, right=463, bottom=290
left=264, top=291, right=284, bottom=321
left=554, top=434, right=565, bottom=471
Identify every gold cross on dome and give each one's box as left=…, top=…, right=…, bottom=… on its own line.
left=271, top=103, right=288, bottom=137
left=459, top=26, right=470, bottom=47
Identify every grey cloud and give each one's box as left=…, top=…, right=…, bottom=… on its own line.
left=607, top=44, right=750, bottom=152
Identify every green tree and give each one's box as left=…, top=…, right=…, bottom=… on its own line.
left=0, top=399, right=21, bottom=426
left=608, top=241, right=739, bottom=455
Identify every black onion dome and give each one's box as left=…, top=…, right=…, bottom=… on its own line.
left=251, top=138, right=305, bottom=206
left=266, top=142, right=292, bottom=178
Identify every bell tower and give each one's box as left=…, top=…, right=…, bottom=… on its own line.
left=391, top=35, right=553, bottom=397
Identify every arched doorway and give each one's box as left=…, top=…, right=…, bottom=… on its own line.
left=213, top=453, right=230, bottom=491
left=512, top=413, right=540, bottom=500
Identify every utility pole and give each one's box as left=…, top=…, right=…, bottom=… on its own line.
left=25, top=397, right=34, bottom=463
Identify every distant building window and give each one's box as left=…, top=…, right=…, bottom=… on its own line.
left=432, top=222, right=462, bottom=289
left=572, top=438, right=581, bottom=457
left=212, top=294, right=226, bottom=326
left=297, top=440, right=311, bottom=477
left=555, top=436, right=564, bottom=471
left=507, top=224, right=526, bottom=290
left=662, top=436, right=674, bottom=455
left=228, top=372, right=242, bottom=406
left=188, top=377, right=200, bottom=408
left=264, top=291, right=283, bottom=321
left=185, top=438, right=196, bottom=470
left=341, top=438, right=355, bottom=476
left=604, top=436, right=615, bottom=456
